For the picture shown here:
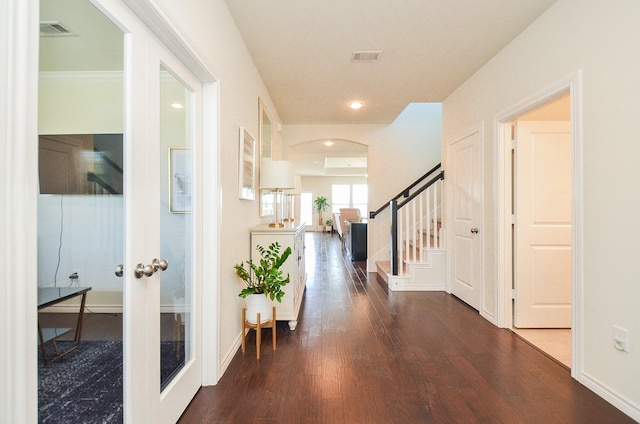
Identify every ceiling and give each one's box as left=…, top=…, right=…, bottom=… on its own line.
left=225, top=0, right=557, bottom=125
left=287, top=139, right=368, bottom=177
left=39, top=0, right=558, bottom=177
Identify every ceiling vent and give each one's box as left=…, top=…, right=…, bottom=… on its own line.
left=40, top=21, right=75, bottom=37
left=352, top=51, right=382, bottom=62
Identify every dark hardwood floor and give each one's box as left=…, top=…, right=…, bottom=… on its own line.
left=179, top=232, right=634, bottom=423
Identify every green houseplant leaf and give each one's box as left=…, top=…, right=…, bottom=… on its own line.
left=234, top=242, right=292, bottom=302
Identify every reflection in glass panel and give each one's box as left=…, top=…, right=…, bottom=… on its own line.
left=160, top=66, right=193, bottom=390
left=38, top=0, right=124, bottom=422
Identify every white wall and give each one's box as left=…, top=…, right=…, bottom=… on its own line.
left=284, top=103, right=442, bottom=270
left=442, top=0, right=640, bottom=418
left=39, top=72, right=123, bottom=134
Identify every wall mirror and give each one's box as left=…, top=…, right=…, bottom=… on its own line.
left=259, top=97, right=274, bottom=217
left=259, top=97, right=272, bottom=161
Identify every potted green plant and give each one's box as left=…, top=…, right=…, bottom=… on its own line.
left=313, top=196, right=330, bottom=226
left=325, top=218, right=334, bottom=233
left=234, top=242, right=292, bottom=323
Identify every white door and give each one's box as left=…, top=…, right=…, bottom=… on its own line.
left=514, top=121, right=572, bottom=328
left=87, top=0, right=203, bottom=421
left=449, top=131, right=483, bottom=310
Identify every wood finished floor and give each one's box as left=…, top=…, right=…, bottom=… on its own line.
left=179, top=232, right=633, bottom=423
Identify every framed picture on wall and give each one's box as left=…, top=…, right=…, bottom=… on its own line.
left=169, top=147, right=192, bottom=213
left=238, top=127, right=256, bottom=200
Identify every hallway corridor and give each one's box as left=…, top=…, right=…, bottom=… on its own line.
left=179, top=232, right=632, bottom=423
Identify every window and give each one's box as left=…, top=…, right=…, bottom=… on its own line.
left=331, top=184, right=368, bottom=217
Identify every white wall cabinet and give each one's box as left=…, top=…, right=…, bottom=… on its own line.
left=250, top=223, right=306, bottom=330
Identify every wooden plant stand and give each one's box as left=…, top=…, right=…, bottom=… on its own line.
left=241, top=306, right=276, bottom=359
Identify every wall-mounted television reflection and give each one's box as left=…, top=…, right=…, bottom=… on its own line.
left=39, top=134, right=123, bottom=195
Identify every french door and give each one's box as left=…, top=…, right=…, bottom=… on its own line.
left=122, top=3, right=203, bottom=422
left=38, top=0, right=203, bottom=421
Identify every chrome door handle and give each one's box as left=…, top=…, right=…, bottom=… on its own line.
left=152, top=258, right=169, bottom=272
left=115, top=264, right=124, bottom=278
left=470, top=227, right=479, bottom=234
left=135, top=263, right=155, bottom=279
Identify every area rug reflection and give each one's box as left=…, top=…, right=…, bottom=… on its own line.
left=38, top=341, right=184, bottom=423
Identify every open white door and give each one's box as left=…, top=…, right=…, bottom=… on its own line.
left=449, top=130, right=483, bottom=310
left=514, top=121, right=572, bottom=328
left=94, top=0, right=203, bottom=421
left=133, top=25, right=203, bottom=424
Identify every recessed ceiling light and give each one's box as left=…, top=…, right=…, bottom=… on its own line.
left=349, top=101, right=363, bottom=110
left=171, top=103, right=184, bottom=109
left=324, top=141, right=334, bottom=146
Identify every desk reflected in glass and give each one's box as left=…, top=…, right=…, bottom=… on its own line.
left=38, top=286, right=92, bottom=364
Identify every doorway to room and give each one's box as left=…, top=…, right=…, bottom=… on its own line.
left=496, top=85, right=578, bottom=371
left=511, top=95, right=572, bottom=368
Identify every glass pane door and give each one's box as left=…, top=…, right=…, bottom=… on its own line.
left=142, top=37, right=202, bottom=423
left=37, top=0, right=125, bottom=422
left=159, top=67, right=192, bottom=390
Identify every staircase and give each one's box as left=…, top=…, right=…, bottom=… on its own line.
left=370, top=164, right=446, bottom=291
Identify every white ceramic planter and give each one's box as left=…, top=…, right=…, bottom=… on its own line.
left=245, top=293, right=272, bottom=324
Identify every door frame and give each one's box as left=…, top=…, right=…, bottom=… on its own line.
left=494, top=72, right=583, bottom=378
left=1, top=0, right=40, bottom=422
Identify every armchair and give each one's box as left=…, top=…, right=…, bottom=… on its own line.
left=337, top=208, right=362, bottom=240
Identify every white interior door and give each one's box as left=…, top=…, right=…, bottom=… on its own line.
left=514, top=121, right=572, bottom=328
left=449, top=131, right=483, bottom=310
left=96, top=0, right=202, bottom=421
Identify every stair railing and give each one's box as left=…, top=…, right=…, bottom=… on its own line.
left=369, top=163, right=443, bottom=219
left=86, top=150, right=124, bottom=194
left=372, top=164, right=444, bottom=276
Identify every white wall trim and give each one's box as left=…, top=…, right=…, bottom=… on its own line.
left=202, top=81, right=221, bottom=385
left=39, top=70, right=123, bottom=81
left=121, top=0, right=218, bottom=83
left=493, top=72, right=583, bottom=380
left=580, top=372, right=640, bottom=422
left=1, top=0, right=40, bottom=422
left=219, top=334, right=242, bottom=378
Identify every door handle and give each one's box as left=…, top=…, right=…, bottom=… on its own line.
left=135, top=263, right=155, bottom=279
left=152, top=258, right=169, bottom=272
left=115, top=264, right=124, bottom=278
left=134, top=259, right=169, bottom=279
left=470, top=227, right=479, bottom=234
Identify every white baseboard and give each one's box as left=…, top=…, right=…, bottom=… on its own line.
left=42, top=304, right=123, bottom=314
left=578, top=371, right=640, bottom=422
left=218, top=333, right=242, bottom=378
left=41, top=304, right=187, bottom=314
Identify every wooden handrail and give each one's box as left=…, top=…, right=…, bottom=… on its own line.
left=370, top=163, right=441, bottom=219
left=398, top=171, right=444, bottom=209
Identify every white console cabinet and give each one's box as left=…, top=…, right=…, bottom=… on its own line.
left=250, top=223, right=306, bottom=330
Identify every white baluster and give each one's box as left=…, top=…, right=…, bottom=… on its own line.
left=419, top=191, right=424, bottom=262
